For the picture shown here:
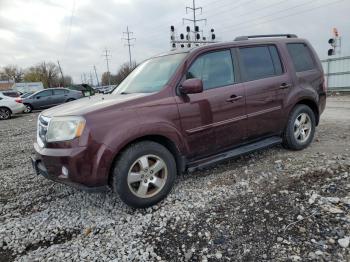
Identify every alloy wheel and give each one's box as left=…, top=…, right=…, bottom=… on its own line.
left=0, top=108, right=10, bottom=119
left=294, top=113, right=312, bottom=143
left=127, top=154, right=168, bottom=198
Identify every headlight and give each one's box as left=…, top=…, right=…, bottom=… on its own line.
left=46, top=116, right=86, bottom=142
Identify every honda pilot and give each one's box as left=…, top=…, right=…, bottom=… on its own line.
left=31, top=34, right=326, bottom=208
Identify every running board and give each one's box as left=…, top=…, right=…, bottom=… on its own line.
left=187, top=136, right=282, bottom=172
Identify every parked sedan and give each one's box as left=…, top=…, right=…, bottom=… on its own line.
left=0, top=93, right=25, bottom=120
left=22, top=88, right=83, bottom=113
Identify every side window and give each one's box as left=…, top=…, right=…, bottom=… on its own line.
left=36, top=90, right=52, bottom=98
left=239, top=45, right=283, bottom=81
left=187, top=50, right=235, bottom=90
left=287, top=43, right=315, bottom=72
left=53, top=89, right=65, bottom=95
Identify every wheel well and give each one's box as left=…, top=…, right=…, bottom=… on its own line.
left=296, top=99, right=319, bottom=126
left=108, top=135, right=185, bottom=185
left=0, top=106, right=12, bottom=114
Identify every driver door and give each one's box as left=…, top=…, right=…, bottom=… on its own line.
left=176, top=49, right=246, bottom=160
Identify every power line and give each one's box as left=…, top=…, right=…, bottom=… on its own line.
left=102, top=49, right=111, bottom=86
left=122, top=26, right=136, bottom=67
left=219, top=0, right=345, bottom=33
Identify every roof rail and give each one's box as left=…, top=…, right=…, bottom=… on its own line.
left=234, top=34, right=297, bottom=41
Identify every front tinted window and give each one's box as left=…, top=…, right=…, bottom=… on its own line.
left=187, top=50, right=235, bottom=90
left=36, top=90, right=52, bottom=97
left=239, top=46, right=283, bottom=81
left=53, top=89, right=65, bottom=95
left=287, top=43, right=315, bottom=72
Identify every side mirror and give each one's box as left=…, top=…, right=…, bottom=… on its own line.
left=180, top=78, right=203, bottom=94
left=36, top=96, right=41, bottom=99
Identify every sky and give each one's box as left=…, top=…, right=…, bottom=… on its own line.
left=0, top=0, right=349, bottom=84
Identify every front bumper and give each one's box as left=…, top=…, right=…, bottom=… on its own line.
left=31, top=142, right=113, bottom=192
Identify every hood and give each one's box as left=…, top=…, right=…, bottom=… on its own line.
left=42, top=93, right=148, bottom=117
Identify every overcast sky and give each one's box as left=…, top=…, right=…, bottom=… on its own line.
left=0, top=0, right=349, bottom=84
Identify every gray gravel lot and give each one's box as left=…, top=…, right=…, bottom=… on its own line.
left=0, top=96, right=349, bottom=261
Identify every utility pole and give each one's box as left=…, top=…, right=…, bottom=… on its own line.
left=57, top=60, right=65, bottom=87
left=93, top=65, right=100, bottom=87
left=89, top=72, right=93, bottom=86
left=183, top=0, right=206, bottom=31
left=122, top=26, right=136, bottom=67
left=171, top=0, right=216, bottom=49
left=83, top=73, right=87, bottom=84
left=102, top=49, right=111, bottom=86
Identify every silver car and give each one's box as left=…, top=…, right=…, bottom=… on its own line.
left=22, top=88, right=83, bottom=113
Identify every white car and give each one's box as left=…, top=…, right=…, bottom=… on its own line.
left=0, top=93, right=25, bottom=120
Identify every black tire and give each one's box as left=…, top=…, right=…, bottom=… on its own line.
left=282, top=104, right=316, bottom=150
left=24, top=104, right=32, bottom=113
left=0, top=107, right=11, bottom=120
left=66, top=98, right=75, bottom=102
left=112, top=141, right=177, bottom=208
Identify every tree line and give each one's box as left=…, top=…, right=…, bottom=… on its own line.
left=0, top=61, right=137, bottom=89
left=0, top=62, right=72, bottom=88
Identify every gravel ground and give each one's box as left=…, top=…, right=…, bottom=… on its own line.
left=0, top=96, right=349, bottom=261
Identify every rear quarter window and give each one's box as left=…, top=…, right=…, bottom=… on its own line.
left=287, top=43, right=315, bottom=72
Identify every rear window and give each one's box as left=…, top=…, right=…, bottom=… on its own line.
left=239, top=45, right=283, bottom=81
left=287, top=43, right=315, bottom=72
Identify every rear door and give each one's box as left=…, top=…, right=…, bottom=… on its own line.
left=238, top=44, right=292, bottom=140
left=52, top=89, right=67, bottom=105
left=176, top=49, right=246, bottom=159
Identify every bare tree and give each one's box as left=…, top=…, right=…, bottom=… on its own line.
left=23, top=61, right=60, bottom=88
left=0, top=65, right=24, bottom=82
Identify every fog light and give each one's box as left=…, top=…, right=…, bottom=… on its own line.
left=59, top=166, right=69, bottom=179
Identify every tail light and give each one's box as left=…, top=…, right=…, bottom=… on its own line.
left=15, top=98, right=23, bottom=103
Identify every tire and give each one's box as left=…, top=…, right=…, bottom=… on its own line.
left=24, top=104, right=32, bottom=113
left=282, top=104, right=316, bottom=150
left=66, top=98, right=75, bottom=103
left=0, top=107, right=11, bottom=120
left=112, top=141, right=177, bottom=208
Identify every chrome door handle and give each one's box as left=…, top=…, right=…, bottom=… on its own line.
left=226, top=95, right=243, bottom=103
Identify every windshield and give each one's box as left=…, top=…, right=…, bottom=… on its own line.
left=113, top=53, right=187, bottom=94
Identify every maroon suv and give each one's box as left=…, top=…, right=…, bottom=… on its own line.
left=32, top=34, right=326, bottom=208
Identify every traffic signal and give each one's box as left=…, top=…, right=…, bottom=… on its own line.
left=328, top=38, right=336, bottom=56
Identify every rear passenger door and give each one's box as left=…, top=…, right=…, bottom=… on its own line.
left=52, top=89, right=67, bottom=105
left=238, top=45, right=292, bottom=140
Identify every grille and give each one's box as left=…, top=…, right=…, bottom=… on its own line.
left=37, top=115, right=50, bottom=147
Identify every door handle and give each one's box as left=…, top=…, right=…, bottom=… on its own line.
left=279, top=83, right=291, bottom=89
left=226, top=95, right=243, bottom=103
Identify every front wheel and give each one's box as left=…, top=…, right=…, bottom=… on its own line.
left=112, top=141, right=177, bottom=208
left=282, top=104, right=316, bottom=150
left=0, top=107, right=11, bottom=120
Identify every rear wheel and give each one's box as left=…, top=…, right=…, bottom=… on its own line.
left=66, top=98, right=75, bottom=102
left=112, top=141, right=177, bottom=208
left=283, top=104, right=316, bottom=150
left=24, top=104, right=32, bottom=113
left=0, top=107, right=11, bottom=120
